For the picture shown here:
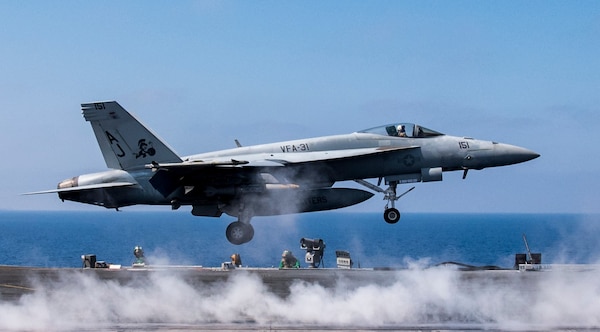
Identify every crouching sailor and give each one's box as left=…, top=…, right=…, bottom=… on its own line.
left=279, top=250, right=300, bottom=269
left=133, top=246, right=146, bottom=267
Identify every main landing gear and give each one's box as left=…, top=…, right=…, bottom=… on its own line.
left=225, top=221, right=254, bottom=245
left=355, top=179, right=415, bottom=224
left=225, top=210, right=254, bottom=245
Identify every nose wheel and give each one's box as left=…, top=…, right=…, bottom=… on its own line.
left=384, top=207, right=400, bottom=224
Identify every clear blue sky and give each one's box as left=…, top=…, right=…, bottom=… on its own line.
left=1, top=2, right=598, bottom=213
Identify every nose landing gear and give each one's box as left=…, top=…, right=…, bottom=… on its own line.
left=384, top=207, right=401, bottom=224
left=355, top=179, right=415, bottom=224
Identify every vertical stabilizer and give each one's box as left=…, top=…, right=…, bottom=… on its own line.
left=82, top=101, right=182, bottom=170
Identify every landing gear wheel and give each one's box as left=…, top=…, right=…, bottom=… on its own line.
left=226, top=221, right=255, bottom=245
left=384, top=208, right=401, bottom=224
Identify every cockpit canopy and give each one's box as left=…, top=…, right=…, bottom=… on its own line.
left=359, top=123, right=444, bottom=138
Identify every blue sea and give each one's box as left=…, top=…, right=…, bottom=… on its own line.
left=2, top=210, right=600, bottom=331
left=1, top=210, right=598, bottom=269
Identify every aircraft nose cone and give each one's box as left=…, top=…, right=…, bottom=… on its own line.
left=495, top=143, right=540, bottom=165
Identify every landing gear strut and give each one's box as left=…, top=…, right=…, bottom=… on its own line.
left=355, top=179, right=415, bottom=224
left=382, top=181, right=407, bottom=224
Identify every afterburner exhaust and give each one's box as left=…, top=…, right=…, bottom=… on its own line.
left=58, top=176, right=78, bottom=189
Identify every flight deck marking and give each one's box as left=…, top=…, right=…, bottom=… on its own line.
left=0, top=283, right=35, bottom=291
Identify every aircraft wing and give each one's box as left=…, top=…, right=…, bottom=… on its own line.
left=147, top=158, right=285, bottom=170
left=148, top=146, right=418, bottom=197
left=263, top=145, right=417, bottom=164
left=149, top=146, right=417, bottom=171
left=23, top=182, right=137, bottom=195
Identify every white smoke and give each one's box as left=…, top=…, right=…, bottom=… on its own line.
left=1, top=266, right=599, bottom=331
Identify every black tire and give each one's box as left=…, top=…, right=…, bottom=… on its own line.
left=383, top=208, right=401, bottom=224
left=246, top=224, right=255, bottom=242
left=226, top=221, right=254, bottom=245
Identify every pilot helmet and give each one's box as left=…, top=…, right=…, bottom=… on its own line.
left=397, top=125, right=405, bottom=132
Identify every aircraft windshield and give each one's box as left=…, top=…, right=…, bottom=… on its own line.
left=359, top=123, right=444, bottom=138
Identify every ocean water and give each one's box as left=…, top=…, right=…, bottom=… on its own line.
left=1, top=210, right=598, bottom=268
left=2, top=210, right=600, bottom=331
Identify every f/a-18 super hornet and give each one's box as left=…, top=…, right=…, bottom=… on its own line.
left=28, top=101, right=539, bottom=244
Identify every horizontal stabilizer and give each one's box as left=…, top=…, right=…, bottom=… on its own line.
left=148, top=169, right=180, bottom=198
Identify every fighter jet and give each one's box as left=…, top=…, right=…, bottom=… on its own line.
left=28, top=101, right=539, bottom=244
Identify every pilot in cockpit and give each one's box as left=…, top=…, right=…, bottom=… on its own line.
left=397, top=125, right=407, bottom=137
